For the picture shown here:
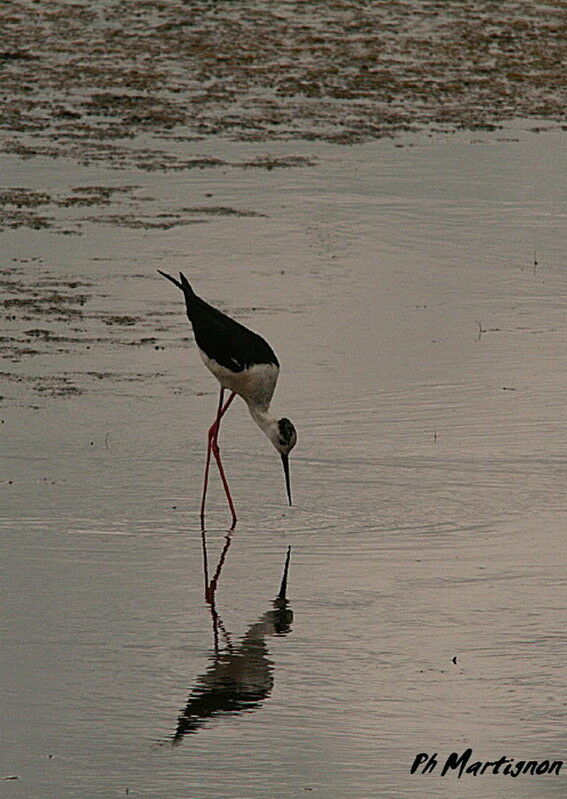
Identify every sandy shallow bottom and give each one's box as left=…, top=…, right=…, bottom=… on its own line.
left=1, top=120, right=566, bottom=797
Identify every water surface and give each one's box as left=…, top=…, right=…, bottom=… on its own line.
left=2, top=121, right=565, bottom=797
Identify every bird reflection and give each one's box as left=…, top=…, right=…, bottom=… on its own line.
left=201, top=526, right=233, bottom=605
left=171, top=548, right=293, bottom=742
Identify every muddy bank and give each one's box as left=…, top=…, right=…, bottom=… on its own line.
left=1, top=0, right=565, bottom=168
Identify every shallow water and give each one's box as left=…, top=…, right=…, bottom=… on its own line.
left=2, top=119, right=565, bottom=797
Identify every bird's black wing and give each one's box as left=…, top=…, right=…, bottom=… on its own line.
left=158, top=270, right=279, bottom=371
left=188, top=295, right=279, bottom=372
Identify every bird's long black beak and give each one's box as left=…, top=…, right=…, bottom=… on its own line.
left=281, top=453, right=292, bottom=505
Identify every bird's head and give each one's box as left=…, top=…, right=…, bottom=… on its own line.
left=267, top=417, right=297, bottom=506
left=273, top=417, right=297, bottom=456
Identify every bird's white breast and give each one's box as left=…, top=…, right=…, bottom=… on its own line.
left=199, top=350, right=279, bottom=411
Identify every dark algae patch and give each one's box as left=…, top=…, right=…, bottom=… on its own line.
left=0, top=261, right=188, bottom=400
left=0, top=185, right=149, bottom=232
left=0, top=0, right=564, bottom=167
left=180, top=206, right=267, bottom=218
left=0, top=371, right=82, bottom=397
left=0, top=180, right=275, bottom=233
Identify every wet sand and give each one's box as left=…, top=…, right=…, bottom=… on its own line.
left=1, top=2, right=566, bottom=797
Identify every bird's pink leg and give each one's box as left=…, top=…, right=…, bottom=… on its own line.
left=218, top=390, right=236, bottom=421
left=200, top=389, right=237, bottom=531
left=210, top=391, right=237, bottom=529
left=200, top=388, right=225, bottom=529
left=199, top=398, right=218, bottom=531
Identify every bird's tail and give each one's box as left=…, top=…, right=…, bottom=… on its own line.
left=157, top=270, right=195, bottom=297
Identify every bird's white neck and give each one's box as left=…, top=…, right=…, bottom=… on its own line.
left=247, top=403, right=278, bottom=440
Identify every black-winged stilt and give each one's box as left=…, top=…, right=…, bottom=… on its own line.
left=159, top=271, right=297, bottom=529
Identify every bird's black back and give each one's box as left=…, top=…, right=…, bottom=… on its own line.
left=160, top=271, right=279, bottom=372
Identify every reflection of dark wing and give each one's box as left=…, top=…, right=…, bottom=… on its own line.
left=172, top=606, right=292, bottom=742
left=172, top=652, right=273, bottom=740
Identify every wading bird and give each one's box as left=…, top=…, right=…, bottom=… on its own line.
left=159, top=271, right=297, bottom=529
